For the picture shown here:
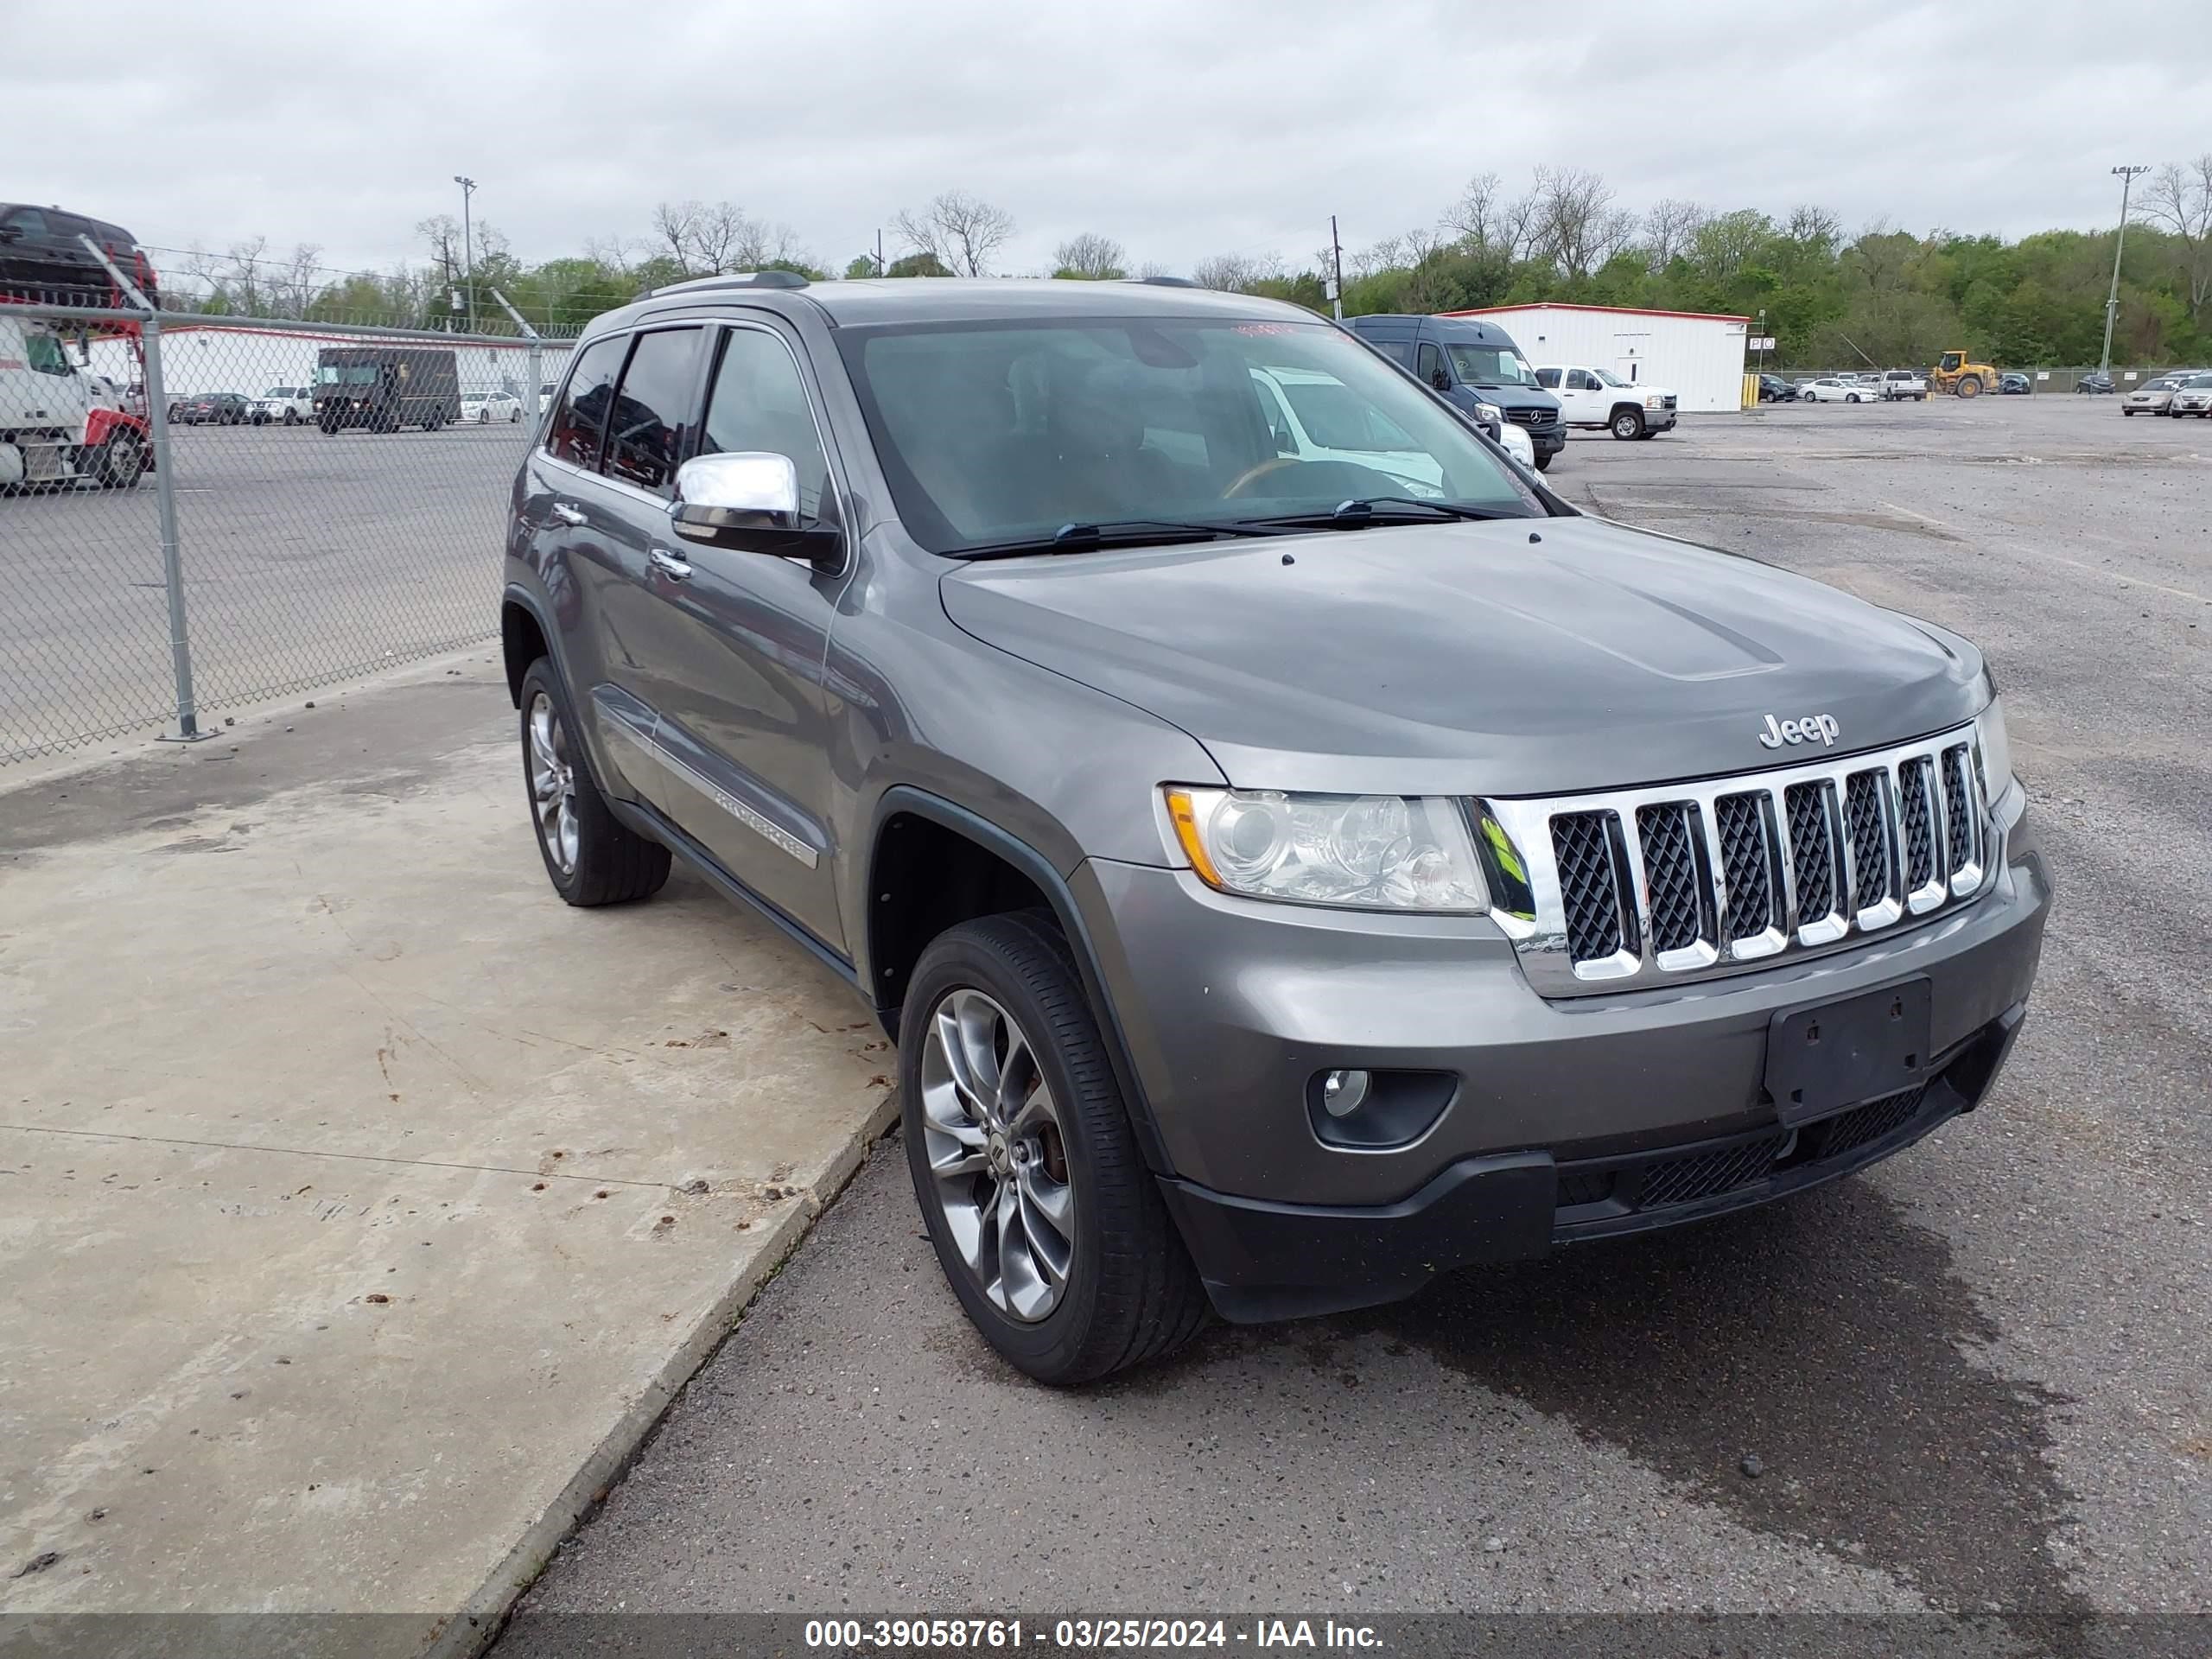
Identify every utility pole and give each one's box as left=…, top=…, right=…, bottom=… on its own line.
left=2101, top=164, right=2149, bottom=378
left=1328, top=214, right=1345, bottom=320
left=875, top=228, right=886, bottom=276
left=454, top=175, right=478, bottom=334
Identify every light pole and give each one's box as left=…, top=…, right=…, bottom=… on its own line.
left=454, top=175, right=477, bottom=334
left=2100, top=165, right=2149, bottom=378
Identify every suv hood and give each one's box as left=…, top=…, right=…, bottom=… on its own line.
left=940, top=516, right=1985, bottom=798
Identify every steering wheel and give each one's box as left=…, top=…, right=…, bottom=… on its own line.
left=1222, top=456, right=1305, bottom=499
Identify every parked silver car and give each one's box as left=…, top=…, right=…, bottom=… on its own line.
left=2170, top=372, right=2212, bottom=417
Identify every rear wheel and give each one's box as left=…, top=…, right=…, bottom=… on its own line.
left=901, top=912, right=1208, bottom=1385
left=1610, top=406, right=1644, bottom=441
left=517, top=659, right=671, bottom=906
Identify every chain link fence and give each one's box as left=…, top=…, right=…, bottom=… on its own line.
left=3, top=296, right=572, bottom=763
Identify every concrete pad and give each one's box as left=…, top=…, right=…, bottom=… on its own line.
left=0, top=658, right=896, bottom=1650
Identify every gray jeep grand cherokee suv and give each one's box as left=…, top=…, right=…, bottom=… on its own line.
left=501, top=274, right=2050, bottom=1384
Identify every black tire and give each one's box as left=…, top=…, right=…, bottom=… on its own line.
left=283, top=409, right=299, bottom=426
left=517, top=658, right=671, bottom=906
left=1533, top=453, right=1554, bottom=473
left=1957, top=376, right=1982, bottom=398
left=900, top=912, right=1209, bottom=1386
left=90, top=429, right=146, bottom=490
left=2124, top=408, right=2135, bottom=416
left=425, top=406, right=444, bottom=433
left=1610, top=406, right=1644, bottom=440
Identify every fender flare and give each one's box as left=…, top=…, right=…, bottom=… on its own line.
left=866, top=785, right=1177, bottom=1176
left=83, top=408, right=148, bottom=448
left=499, top=581, right=564, bottom=708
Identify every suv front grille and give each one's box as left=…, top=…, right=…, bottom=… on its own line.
left=1506, top=408, right=1556, bottom=430
left=1480, top=726, right=1991, bottom=996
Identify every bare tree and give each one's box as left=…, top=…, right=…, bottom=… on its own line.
left=893, top=190, right=1015, bottom=277
left=268, top=244, right=327, bottom=319
left=1442, top=172, right=1508, bottom=249
left=652, top=200, right=808, bottom=276
left=1190, top=251, right=1283, bottom=293
left=1783, top=204, right=1841, bottom=254
left=1643, top=200, right=1709, bottom=270
left=1052, top=232, right=1127, bottom=279
left=1524, top=166, right=1634, bottom=279
left=1347, top=234, right=1405, bottom=279
left=2140, top=155, right=2212, bottom=321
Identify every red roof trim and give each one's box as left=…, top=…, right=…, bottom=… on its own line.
left=1442, top=302, right=1754, bottom=324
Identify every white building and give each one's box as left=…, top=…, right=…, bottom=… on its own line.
left=88, top=322, right=556, bottom=401
left=1445, top=302, right=1751, bottom=413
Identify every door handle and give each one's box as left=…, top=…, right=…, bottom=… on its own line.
left=549, top=501, right=586, bottom=527
left=649, top=546, right=693, bottom=582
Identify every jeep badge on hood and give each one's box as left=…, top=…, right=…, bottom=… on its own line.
left=1758, top=712, right=1841, bottom=749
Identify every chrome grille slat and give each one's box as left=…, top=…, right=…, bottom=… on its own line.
left=1482, top=722, right=1995, bottom=997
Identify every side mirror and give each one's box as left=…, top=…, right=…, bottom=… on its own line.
left=1429, top=372, right=1450, bottom=391
left=671, top=451, right=842, bottom=562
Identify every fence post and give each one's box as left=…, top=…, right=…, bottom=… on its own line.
left=79, top=234, right=209, bottom=744
left=135, top=315, right=208, bottom=741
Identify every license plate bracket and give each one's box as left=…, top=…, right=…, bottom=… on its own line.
left=1764, top=978, right=1932, bottom=1128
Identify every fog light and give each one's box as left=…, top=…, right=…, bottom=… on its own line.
left=1320, top=1068, right=1370, bottom=1118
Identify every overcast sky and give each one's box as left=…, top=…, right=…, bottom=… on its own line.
left=9, top=0, right=2210, bottom=283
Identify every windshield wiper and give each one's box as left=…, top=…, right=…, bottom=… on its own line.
left=1236, top=497, right=1522, bottom=531
left=951, top=518, right=1278, bottom=560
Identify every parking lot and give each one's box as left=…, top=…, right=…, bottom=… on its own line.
left=492, top=395, right=2211, bottom=1645
left=2, top=419, right=524, bottom=763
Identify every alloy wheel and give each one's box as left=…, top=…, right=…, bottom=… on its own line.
left=918, top=987, right=1076, bottom=1322
left=527, top=692, right=579, bottom=874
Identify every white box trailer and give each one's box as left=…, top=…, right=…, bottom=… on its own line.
left=1444, top=303, right=1751, bottom=413
left=87, top=323, right=543, bottom=404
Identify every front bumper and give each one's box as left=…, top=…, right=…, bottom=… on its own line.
left=1077, top=788, right=2050, bottom=1319
left=1643, top=404, right=1677, bottom=429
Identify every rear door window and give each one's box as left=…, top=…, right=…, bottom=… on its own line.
left=545, top=334, right=628, bottom=472
left=601, top=327, right=706, bottom=497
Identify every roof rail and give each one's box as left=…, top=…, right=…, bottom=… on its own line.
left=647, top=269, right=811, bottom=298
left=1138, top=275, right=1199, bottom=288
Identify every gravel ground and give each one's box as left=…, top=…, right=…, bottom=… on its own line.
left=496, top=395, right=2209, bottom=1649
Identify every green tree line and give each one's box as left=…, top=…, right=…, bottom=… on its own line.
left=159, top=160, right=2212, bottom=368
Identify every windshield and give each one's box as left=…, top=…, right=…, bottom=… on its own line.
left=1445, top=343, right=1539, bottom=388
left=1591, top=367, right=1631, bottom=388
left=318, top=365, right=378, bottom=385
left=837, top=317, right=1540, bottom=553
left=1268, top=376, right=1418, bottom=453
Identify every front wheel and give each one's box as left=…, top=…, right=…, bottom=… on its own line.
left=1533, top=453, right=1554, bottom=473
left=901, top=912, right=1208, bottom=1386
left=90, top=430, right=146, bottom=489
left=517, top=659, right=671, bottom=906
left=2124, top=408, right=2135, bottom=416
left=1957, top=376, right=1982, bottom=398
left=1610, top=407, right=1644, bottom=440
left=283, top=409, right=300, bottom=426
left=1846, top=393, right=1861, bottom=404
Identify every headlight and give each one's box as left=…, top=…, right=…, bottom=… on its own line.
left=1162, top=787, right=1489, bottom=912
left=1643, top=392, right=1664, bottom=408
left=1474, top=401, right=1503, bottom=427
left=1975, top=697, right=2012, bottom=799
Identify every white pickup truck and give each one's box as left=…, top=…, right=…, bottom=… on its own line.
left=1533, top=363, right=1679, bottom=440
left=1878, top=369, right=1929, bottom=401
left=0, top=315, right=152, bottom=491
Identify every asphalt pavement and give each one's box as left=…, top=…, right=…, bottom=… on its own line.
left=494, top=394, right=2210, bottom=1649
left=1, top=419, right=521, bottom=762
